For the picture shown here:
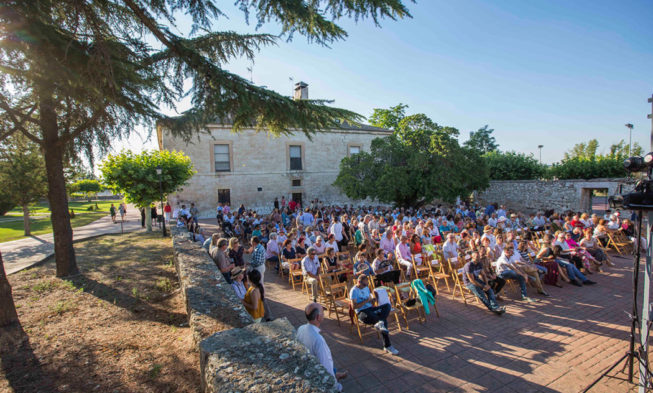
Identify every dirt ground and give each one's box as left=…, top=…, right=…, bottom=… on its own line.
left=0, top=233, right=200, bottom=393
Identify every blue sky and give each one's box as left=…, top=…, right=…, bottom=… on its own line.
left=117, top=0, right=653, bottom=164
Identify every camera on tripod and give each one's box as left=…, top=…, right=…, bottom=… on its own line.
left=609, top=153, right=653, bottom=210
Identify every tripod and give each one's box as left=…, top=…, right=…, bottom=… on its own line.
left=583, top=210, right=653, bottom=392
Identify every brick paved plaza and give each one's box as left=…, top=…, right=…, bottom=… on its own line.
left=265, top=252, right=645, bottom=393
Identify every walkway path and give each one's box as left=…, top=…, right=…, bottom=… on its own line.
left=2, top=205, right=143, bottom=275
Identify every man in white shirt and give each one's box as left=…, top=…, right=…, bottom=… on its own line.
left=296, top=303, right=348, bottom=391
left=497, top=206, right=507, bottom=218
left=442, top=234, right=459, bottom=260
left=379, top=230, right=396, bottom=258
left=301, top=208, right=314, bottom=226
left=495, top=246, right=535, bottom=303
left=532, top=212, right=546, bottom=230
left=330, top=217, right=344, bottom=245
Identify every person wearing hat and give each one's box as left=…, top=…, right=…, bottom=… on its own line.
left=481, top=225, right=497, bottom=248
left=230, top=266, right=247, bottom=300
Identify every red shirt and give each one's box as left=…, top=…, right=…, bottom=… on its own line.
left=570, top=219, right=584, bottom=228
left=164, top=205, right=172, bottom=213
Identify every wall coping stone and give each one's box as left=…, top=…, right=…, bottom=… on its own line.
left=200, top=318, right=338, bottom=393
left=486, top=177, right=629, bottom=184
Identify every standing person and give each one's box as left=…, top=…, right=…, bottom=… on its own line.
left=296, top=303, right=348, bottom=392
left=248, top=236, right=266, bottom=282
left=151, top=204, right=158, bottom=227
left=281, top=196, right=286, bottom=209
left=118, top=203, right=126, bottom=222
left=329, top=216, right=344, bottom=248
left=349, top=274, right=399, bottom=355
left=274, top=197, right=279, bottom=210
left=164, top=202, right=172, bottom=223
left=110, top=203, right=117, bottom=223
left=242, top=269, right=265, bottom=322
left=228, top=237, right=245, bottom=267
left=189, top=203, right=199, bottom=225
left=139, top=206, right=145, bottom=228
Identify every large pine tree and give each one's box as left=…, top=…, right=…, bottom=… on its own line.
left=0, top=0, right=412, bottom=278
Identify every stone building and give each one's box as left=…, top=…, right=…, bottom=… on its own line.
left=157, top=82, right=391, bottom=217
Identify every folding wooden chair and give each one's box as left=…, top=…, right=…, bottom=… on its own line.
left=607, top=230, right=633, bottom=255
left=393, top=282, right=425, bottom=330
left=411, top=253, right=430, bottom=281
left=320, top=273, right=349, bottom=326
left=286, top=257, right=304, bottom=291
left=446, top=256, right=476, bottom=305
left=428, top=252, right=451, bottom=294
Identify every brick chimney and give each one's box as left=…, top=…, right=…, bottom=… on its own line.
left=293, top=82, right=308, bottom=100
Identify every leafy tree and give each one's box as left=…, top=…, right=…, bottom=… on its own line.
left=0, top=0, right=411, bottom=277
left=463, top=125, right=498, bottom=154
left=0, top=135, right=48, bottom=236
left=100, top=150, right=194, bottom=231
left=609, top=139, right=643, bottom=158
left=368, top=104, right=408, bottom=131
left=335, top=106, right=488, bottom=207
left=484, top=151, right=545, bottom=180
left=564, top=139, right=599, bottom=160
left=71, top=179, right=102, bottom=202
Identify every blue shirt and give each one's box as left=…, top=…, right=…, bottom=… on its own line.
left=350, top=286, right=373, bottom=312
left=354, top=261, right=374, bottom=277
left=250, top=244, right=266, bottom=267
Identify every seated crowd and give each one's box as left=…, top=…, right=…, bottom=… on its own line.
left=172, top=199, right=635, bottom=391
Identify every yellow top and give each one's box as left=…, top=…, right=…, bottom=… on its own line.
left=244, top=286, right=264, bottom=320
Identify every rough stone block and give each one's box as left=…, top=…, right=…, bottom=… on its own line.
left=200, top=318, right=338, bottom=393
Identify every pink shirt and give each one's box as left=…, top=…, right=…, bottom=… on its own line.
left=395, top=242, right=412, bottom=261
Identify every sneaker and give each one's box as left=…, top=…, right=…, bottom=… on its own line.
left=374, top=321, right=389, bottom=334
left=492, top=307, right=506, bottom=315
left=583, top=280, right=597, bottom=285
left=521, top=296, right=537, bottom=303
left=570, top=279, right=583, bottom=287
left=384, top=346, right=399, bottom=355
left=538, top=291, right=551, bottom=297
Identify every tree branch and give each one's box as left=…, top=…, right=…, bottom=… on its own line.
left=61, top=108, right=106, bottom=143
left=0, top=97, right=39, bottom=126
left=0, top=104, right=42, bottom=144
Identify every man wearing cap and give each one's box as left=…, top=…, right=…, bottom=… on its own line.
left=296, top=303, right=348, bottom=391
left=302, top=247, right=321, bottom=302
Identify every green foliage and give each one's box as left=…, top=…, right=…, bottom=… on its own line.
left=609, top=139, right=643, bottom=158
left=564, top=139, right=600, bottom=160
left=70, top=179, right=102, bottom=200
left=548, top=156, right=627, bottom=180
left=484, top=151, right=546, bottom=180
left=463, top=125, right=498, bottom=154
left=0, top=135, right=48, bottom=210
left=335, top=106, right=488, bottom=207
left=100, top=150, right=194, bottom=207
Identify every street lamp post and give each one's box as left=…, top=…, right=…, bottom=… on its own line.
left=625, top=123, right=634, bottom=156
left=537, top=145, right=543, bottom=165
left=156, top=165, right=167, bottom=237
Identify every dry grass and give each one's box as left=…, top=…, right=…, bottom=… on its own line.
left=1, top=232, right=200, bottom=393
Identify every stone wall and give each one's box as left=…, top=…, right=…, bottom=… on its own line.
left=159, top=125, right=389, bottom=216
left=171, top=227, right=338, bottom=393
left=476, top=178, right=633, bottom=213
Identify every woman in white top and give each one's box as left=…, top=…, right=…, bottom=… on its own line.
left=313, top=236, right=327, bottom=254
left=325, top=234, right=339, bottom=254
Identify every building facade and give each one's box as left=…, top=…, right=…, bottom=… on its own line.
left=157, top=83, right=391, bottom=217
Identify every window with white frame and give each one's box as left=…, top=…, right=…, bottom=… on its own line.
left=289, top=145, right=302, bottom=170
left=214, top=144, right=230, bottom=172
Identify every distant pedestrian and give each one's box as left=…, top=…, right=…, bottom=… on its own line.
left=274, top=197, right=279, bottom=210
left=164, top=202, right=172, bottom=223
left=110, top=204, right=117, bottom=223
left=119, top=203, right=126, bottom=222
left=140, top=207, right=145, bottom=228
left=190, top=203, right=199, bottom=224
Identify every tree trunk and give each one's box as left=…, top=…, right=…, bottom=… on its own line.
left=0, top=252, right=19, bottom=327
left=22, top=204, right=31, bottom=236
left=145, top=206, right=152, bottom=232
left=39, top=84, right=78, bottom=277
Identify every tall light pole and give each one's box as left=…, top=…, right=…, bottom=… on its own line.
left=537, top=145, right=543, bottom=165
left=156, top=165, right=167, bottom=237
left=625, top=123, right=634, bottom=156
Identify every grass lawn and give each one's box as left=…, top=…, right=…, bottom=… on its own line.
left=5, top=199, right=123, bottom=216
left=2, top=232, right=198, bottom=393
left=0, top=211, right=106, bottom=242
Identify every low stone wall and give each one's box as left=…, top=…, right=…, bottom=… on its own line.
left=172, top=227, right=253, bottom=345
left=171, top=227, right=338, bottom=393
left=476, top=178, right=632, bottom=213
